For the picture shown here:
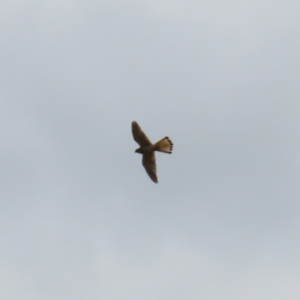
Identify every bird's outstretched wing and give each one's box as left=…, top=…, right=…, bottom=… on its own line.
left=142, top=152, right=158, bottom=183
left=132, top=121, right=152, bottom=147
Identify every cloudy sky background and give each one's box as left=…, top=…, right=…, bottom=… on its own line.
left=1, top=0, right=300, bottom=299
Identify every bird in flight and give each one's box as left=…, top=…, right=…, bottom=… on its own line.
left=132, top=121, right=173, bottom=183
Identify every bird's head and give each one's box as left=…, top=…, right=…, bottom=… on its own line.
left=135, top=148, right=143, bottom=154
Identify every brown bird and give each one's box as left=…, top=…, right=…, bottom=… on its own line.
left=132, top=121, right=173, bottom=183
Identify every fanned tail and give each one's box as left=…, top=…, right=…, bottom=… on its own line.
left=154, top=137, right=173, bottom=154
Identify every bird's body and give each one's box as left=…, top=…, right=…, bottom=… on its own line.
left=132, top=121, right=173, bottom=183
left=135, top=144, right=156, bottom=154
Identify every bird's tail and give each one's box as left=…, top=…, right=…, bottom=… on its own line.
left=154, top=137, right=173, bottom=154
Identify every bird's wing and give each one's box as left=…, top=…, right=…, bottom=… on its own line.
left=132, top=121, right=152, bottom=147
left=142, top=152, right=158, bottom=183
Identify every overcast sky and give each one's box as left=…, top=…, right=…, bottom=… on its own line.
left=1, top=1, right=300, bottom=299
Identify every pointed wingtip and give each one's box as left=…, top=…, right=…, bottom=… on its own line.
left=152, top=177, right=158, bottom=184
left=152, top=177, right=158, bottom=183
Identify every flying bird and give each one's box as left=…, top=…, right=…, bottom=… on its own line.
left=132, top=121, right=173, bottom=183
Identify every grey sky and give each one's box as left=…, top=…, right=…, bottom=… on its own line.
left=1, top=1, right=300, bottom=299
